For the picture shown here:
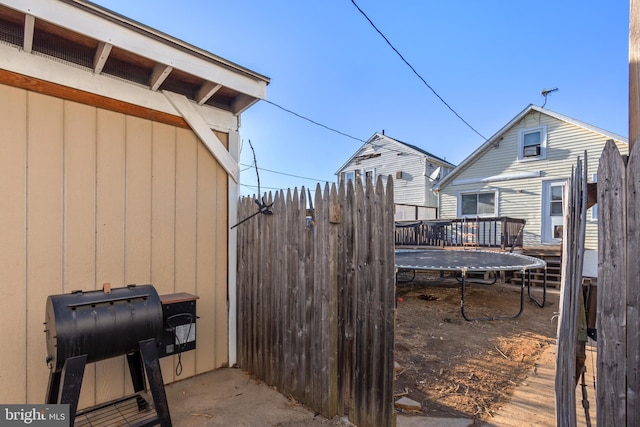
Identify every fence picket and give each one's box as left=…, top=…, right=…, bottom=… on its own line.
left=627, top=141, right=640, bottom=426
left=597, top=141, right=627, bottom=426
left=237, top=177, right=395, bottom=426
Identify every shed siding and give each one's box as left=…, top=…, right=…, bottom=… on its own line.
left=0, top=84, right=28, bottom=404
left=439, top=111, right=627, bottom=250
left=0, top=83, right=229, bottom=407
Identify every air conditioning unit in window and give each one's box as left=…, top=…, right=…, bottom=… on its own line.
left=523, top=145, right=541, bottom=157
left=395, top=171, right=404, bottom=179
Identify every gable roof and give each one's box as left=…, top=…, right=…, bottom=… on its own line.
left=335, top=132, right=455, bottom=174
left=433, top=104, right=628, bottom=190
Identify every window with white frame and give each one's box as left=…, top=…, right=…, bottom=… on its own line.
left=345, top=171, right=355, bottom=183
left=364, top=168, right=375, bottom=184
left=518, top=126, right=547, bottom=161
left=459, top=190, right=497, bottom=217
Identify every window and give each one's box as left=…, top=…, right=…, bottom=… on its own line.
left=550, top=185, right=563, bottom=216
left=364, top=168, right=375, bottom=183
left=459, top=191, right=497, bottom=217
left=345, top=171, right=355, bottom=184
left=518, top=126, right=547, bottom=161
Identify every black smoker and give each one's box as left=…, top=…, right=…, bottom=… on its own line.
left=44, top=284, right=196, bottom=427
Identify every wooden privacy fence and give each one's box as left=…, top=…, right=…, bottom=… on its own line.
left=555, top=154, right=588, bottom=426
left=236, top=178, right=396, bottom=427
left=597, top=140, right=640, bottom=426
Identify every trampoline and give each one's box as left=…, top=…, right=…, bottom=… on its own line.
left=395, top=249, right=547, bottom=321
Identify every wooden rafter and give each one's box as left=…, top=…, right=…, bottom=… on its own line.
left=93, top=41, right=112, bottom=74
left=149, top=63, right=173, bottom=91
left=23, top=13, right=34, bottom=53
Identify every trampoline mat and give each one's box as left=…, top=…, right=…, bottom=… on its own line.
left=395, top=249, right=546, bottom=272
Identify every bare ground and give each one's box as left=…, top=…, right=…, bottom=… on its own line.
left=394, top=271, right=559, bottom=424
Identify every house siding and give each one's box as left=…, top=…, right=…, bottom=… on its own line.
left=337, top=135, right=453, bottom=215
left=0, top=84, right=229, bottom=406
left=439, top=110, right=627, bottom=250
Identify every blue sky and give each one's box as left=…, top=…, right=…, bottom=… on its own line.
left=94, top=0, right=630, bottom=197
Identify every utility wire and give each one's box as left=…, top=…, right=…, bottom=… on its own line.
left=264, top=99, right=366, bottom=142
left=240, top=163, right=332, bottom=183
left=349, top=0, right=487, bottom=141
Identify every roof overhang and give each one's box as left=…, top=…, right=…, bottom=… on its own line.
left=0, top=0, right=269, bottom=114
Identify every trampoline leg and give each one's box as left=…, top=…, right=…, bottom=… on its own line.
left=527, top=267, right=546, bottom=308
left=460, top=274, right=470, bottom=321
left=461, top=271, right=525, bottom=322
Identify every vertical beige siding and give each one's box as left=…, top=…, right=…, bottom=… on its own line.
left=151, top=121, right=178, bottom=384
left=0, top=85, right=27, bottom=404
left=95, top=109, right=127, bottom=403
left=63, top=101, right=98, bottom=408
left=196, top=143, right=217, bottom=374
left=0, top=84, right=230, bottom=406
left=26, top=92, right=65, bottom=403
left=174, top=128, right=199, bottom=378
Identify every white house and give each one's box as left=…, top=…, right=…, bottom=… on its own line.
left=335, top=132, right=455, bottom=220
left=433, top=105, right=628, bottom=250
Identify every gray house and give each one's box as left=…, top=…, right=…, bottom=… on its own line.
left=336, top=132, right=454, bottom=220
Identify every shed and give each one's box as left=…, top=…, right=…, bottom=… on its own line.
left=0, top=0, right=269, bottom=406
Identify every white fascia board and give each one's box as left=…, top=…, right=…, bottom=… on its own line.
left=164, top=91, right=240, bottom=183
left=0, top=43, right=238, bottom=132
left=227, top=129, right=240, bottom=365
left=4, top=0, right=267, bottom=99
left=451, top=171, right=541, bottom=186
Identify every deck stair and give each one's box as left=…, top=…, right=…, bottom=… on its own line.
left=510, top=247, right=562, bottom=288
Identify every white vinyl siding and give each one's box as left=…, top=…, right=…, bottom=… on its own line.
left=336, top=135, right=453, bottom=209
left=438, top=111, right=628, bottom=250
left=518, top=126, right=547, bottom=161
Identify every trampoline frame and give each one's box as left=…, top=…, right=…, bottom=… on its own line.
left=395, top=249, right=547, bottom=321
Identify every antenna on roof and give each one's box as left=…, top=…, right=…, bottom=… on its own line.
left=541, top=88, right=559, bottom=108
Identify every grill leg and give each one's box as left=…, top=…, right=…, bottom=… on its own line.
left=127, top=351, right=149, bottom=411
left=139, top=338, right=172, bottom=427
left=45, top=354, right=87, bottom=426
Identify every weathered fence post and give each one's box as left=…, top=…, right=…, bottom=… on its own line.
left=597, top=140, right=629, bottom=426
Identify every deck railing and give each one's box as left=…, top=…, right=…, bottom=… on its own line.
left=395, top=217, right=526, bottom=250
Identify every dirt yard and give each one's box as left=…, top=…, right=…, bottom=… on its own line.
left=394, top=270, right=559, bottom=424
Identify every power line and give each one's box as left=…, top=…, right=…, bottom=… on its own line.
left=263, top=99, right=366, bottom=142
left=349, top=0, right=487, bottom=141
left=241, top=183, right=321, bottom=194
left=240, top=163, right=333, bottom=183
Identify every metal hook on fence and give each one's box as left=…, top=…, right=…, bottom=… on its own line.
left=230, top=196, right=273, bottom=230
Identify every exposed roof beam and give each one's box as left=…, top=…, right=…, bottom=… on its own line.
left=4, top=0, right=268, bottom=99
left=149, top=63, right=172, bottom=91
left=0, top=43, right=238, bottom=132
left=93, top=41, right=112, bottom=74
left=231, top=93, right=260, bottom=115
left=196, top=81, right=221, bottom=105
left=23, top=14, right=34, bottom=53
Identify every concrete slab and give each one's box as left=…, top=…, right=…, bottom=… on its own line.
left=160, top=339, right=596, bottom=426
